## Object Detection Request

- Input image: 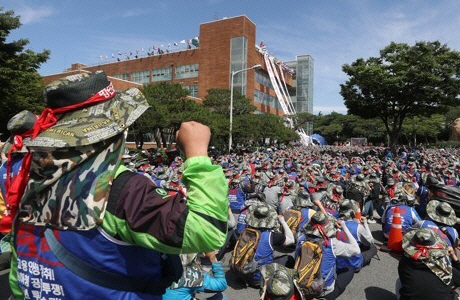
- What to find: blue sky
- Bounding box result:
[2,0,460,114]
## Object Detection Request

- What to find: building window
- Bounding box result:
[152,67,172,82]
[113,73,129,81]
[131,70,150,84]
[255,70,273,89]
[183,85,198,97]
[175,64,199,79]
[254,89,278,110]
[230,36,248,96]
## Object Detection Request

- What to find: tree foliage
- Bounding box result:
[134,84,299,151]
[340,41,460,148]
[0,7,50,134]
[400,114,445,145]
[137,82,209,148]
[203,88,256,116]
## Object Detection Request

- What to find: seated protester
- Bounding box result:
[336,199,377,272]
[292,191,317,231]
[310,183,328,212]
[397,228,457,300]
[264,179,282,210]
[296,212,360,300]
[414,177,429,219]
[382,194,422,239]
[278,180,297,214]
[228,178,246,214]
[323,184,344,218]
[347,173,371,208]
[363,173,381,223]
[414,200,458,247]
[290,190,327,233]
[235,194,266,235]
[386,178,404,202]
[243,203,295,288]
[259,263,302,300]
[163,252,227,300]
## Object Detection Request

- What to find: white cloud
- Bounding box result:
[15,5,55,24]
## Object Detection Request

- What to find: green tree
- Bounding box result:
[445,107,460,129]
[291,112,316,131]
[401,114,445,145]
[340,41,460,148]
[137,82,206,148]
[203,88,256,116]
[0,7,50,134]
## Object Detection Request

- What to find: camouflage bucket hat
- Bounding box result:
[294,192,314,208]
[426,200,457,226]
[339,199,358,219]
[304,211,336,238]
[25,71,149,148]
[266,269,295,300]
[245,203,278,229]
[403,228,452,285]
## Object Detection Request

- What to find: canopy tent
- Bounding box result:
[311,134,327,146]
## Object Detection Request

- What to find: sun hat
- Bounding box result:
[245,202,278,230]
[25,71,149,148]
[402,228,451,285]
[339,199,358,219]
[426,200,457,226]
[304,211,336,238]
[266,268,295,300]
[292,193,314,208]
[1,72,149,232]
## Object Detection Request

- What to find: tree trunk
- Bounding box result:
[154,128,162,149]
[160,129,168,148]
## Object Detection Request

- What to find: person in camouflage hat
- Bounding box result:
[397,228,458,300]
[382,193,422,238]
[243,202,295,288]
[303,211,337,239]
[246,202,279,230]
[163,251,228,300]
[7,71,229,300]
[426,200,457,227]
[414,200,459,247]
[296,211,360,299]
[336,199,377,272]
[260,264,300,300]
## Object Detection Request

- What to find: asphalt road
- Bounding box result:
[200,221,400,300]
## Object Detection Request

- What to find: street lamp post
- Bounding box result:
[229,64,261,153]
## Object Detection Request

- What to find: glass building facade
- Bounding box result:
[230,36,248,95]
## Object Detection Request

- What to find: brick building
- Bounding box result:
[43,15,313,119]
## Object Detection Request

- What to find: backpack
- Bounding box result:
[282,209,302,234]
[345,184,365,206]
[231,227,261,276]
[294,239,325,299]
